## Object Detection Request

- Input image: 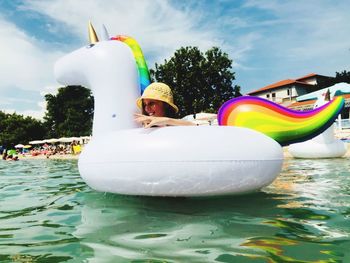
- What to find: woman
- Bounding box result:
[134,82,195,128]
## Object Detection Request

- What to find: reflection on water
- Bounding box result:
[0,158,349,262]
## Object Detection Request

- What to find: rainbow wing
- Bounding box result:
[111,35,151,95]
[218,96,345,146]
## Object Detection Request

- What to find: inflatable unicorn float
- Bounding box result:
[54,23,344,197]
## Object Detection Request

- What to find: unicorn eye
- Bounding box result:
[86,44,95,49]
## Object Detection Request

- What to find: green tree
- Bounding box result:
[315,70,350,89]
[150,46,240,117]
[44,86,94,138]
[335,70,350,83]
[0,111,46,147]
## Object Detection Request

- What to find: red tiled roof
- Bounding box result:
[288,99,316,108]
[296,73,334,81]
[295,73,318,81]
[248,79,313,95]
[342,94,350,99]
[247,73,334,95]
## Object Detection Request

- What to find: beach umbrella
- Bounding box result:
[44,138,59,143]
[29,140,45,144]
[23,145,32,149]
[58,137,75,143]
[15,144,25,148]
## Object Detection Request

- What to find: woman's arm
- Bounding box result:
[134,114,195,128]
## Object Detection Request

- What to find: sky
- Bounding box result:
[0,0,349,119]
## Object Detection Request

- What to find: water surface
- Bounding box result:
[0,158,349,262]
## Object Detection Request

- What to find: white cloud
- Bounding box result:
[21,0,221,64]
[1,0,226,117]
[1,0,349,115]
[40,85,59,97]
[241,0,350,66]
[0,18,63,91]
[226,0,350,90]
[3,106,45,120]
[0,15,64,118]
[20,0,264,74]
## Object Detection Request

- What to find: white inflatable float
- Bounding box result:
[288,125,346,158]
[289,92,347,158]
[54,24,283,196]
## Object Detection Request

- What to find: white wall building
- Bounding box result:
[247,73,334,106]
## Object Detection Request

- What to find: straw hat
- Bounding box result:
[136,82,179,113]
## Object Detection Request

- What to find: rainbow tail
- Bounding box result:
[218,96,345,146]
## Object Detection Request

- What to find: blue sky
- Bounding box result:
[0,0,349,119]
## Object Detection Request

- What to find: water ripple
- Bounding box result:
[0,158,350,262]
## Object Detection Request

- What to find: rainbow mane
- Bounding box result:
[111,35,151,95]
[218,96,345,146]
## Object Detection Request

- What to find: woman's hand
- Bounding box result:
[134,114,196,128]
[134,114,169,128]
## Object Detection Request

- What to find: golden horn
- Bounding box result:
[88,21,99,44]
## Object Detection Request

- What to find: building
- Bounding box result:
[247,73,334,106]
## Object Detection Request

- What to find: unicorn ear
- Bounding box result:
[88,21,99,44]
[324,89,331,101]
[101,24,110,41]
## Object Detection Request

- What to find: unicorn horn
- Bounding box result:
[101,24,110,41]
[88,21,99,44]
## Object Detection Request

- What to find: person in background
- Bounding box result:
[134,82,195,128]
[2,150,7,160]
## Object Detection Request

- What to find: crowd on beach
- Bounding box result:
[30,140,82,157]
[1,140,83,161]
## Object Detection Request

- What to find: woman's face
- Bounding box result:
[143,99,166,117]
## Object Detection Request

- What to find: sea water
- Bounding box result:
[0,158,349,262]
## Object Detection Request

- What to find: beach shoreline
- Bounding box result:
[19,154,79,160]
[17,143,350,161]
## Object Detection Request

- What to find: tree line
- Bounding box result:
[0,111,46,148]
[315,70,350,89]
[1,45,349,148]
[0,86,94,148]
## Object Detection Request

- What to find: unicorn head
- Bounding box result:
[54,23,150,136]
